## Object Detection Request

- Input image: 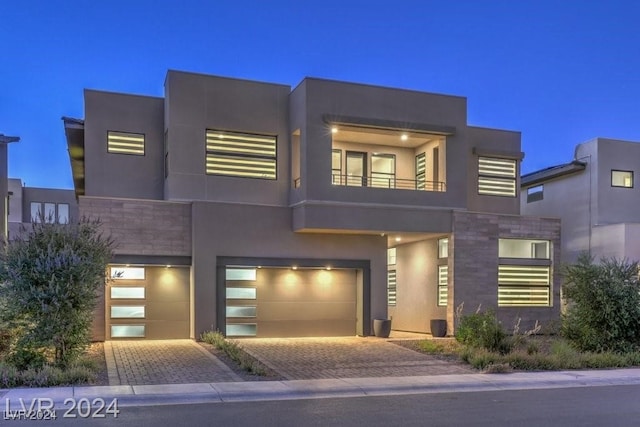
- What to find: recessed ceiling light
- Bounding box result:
[326,266,332,271]
[166,265,171,268]
[292,266,298,270]
[331,126,338,134]
[395,237,402,242]
[401,134,408,141]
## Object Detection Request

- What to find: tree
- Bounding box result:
[0,217,113,367]
[562,253,640,353]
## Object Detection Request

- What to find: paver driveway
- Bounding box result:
[105,340,241,385]
[235,337,473,380]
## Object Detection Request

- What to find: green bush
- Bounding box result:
[455,310,509,353]
[8,346,47,371]
[200,330,266,375]
[562,254,640,353]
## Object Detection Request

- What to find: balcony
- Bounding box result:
[331,174,446,192]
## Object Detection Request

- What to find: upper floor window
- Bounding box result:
[30,202,69,224]
[526,185,544,203]
[370,154,396,188]
[387,248,397,265]
[206,129,276,180]
[478,157,516,197]
[612,170,633,188]
[107,131,145,155]
[438,238,448,258]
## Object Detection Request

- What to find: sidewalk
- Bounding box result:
[3,368,640,408]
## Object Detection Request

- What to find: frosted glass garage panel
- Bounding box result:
[111,267,145,280]
[226,324,257,336]
[226,268,257,281]
[111,325,145,338]
[111,287,145,299]
[110,306,145,318]
[226,306,257,318]
[226,287,257,299]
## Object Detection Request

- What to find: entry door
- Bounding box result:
[346,151,367,186]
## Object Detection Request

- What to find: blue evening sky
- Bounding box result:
[2,1,640,189]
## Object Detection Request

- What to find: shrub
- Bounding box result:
[0,217,113,367]
[456,310,509,353]
[562,254,640,353]
[7,346,47,371]
[200,330,266,375]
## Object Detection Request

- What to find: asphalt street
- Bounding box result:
[9,384,640,427]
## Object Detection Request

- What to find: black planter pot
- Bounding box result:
[430,319,447,337]
[373,319,392,338]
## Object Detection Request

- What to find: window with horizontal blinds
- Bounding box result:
[206,129,276,179]
[415,153,426,190]
[478,157,516,197]
[387,269,397,306]
[437,265,448,307]
[498,265,550,306]
[108,131,145,155]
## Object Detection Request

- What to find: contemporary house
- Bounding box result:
[62,70,561,341]
[522,137,640,264]
[7,178,78,239]
[0,134,20,239]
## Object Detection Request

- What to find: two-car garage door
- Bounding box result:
[225,267,357,338]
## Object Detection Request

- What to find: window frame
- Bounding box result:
[437,265,448,307]
[611,170,634,188]
[30,201,70,224]
[526,185,544,203]
[107,130,145,156]
[477,156,517,197]
[332,149,342,185]
[205,129,277,180]
[370,153,396,188]
[387,269,397,306]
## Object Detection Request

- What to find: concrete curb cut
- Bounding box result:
[2,368,640,408]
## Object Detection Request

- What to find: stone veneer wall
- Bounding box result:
[449,211,561,335]
[79,196,191,256]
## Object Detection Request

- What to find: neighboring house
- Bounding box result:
[522,137,640,265]
[62,70,560,341]
[0,134,20,239]
[7,178,78,239]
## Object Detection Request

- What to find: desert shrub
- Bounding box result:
[456,310,509,353]
[0,362,19,388]
[0,217,113,367]
[7,346,47,371]
[562,254,640,352]
[200,330,266,375]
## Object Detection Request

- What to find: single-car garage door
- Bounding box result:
[225,267,357,338]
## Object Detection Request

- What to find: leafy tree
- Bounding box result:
[0,217,113,367]
[562,253,640,353]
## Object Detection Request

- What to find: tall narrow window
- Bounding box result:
[478,157,517,197]
[108,131,145,155]
[30,202,41,223]
[437,265,448,307]
[438,238,449,259]
[332,149,342,185]
[206,129,276,179]
[371,154,395,188]
[415,153,426,190]
[432,146,440,190]
[346,151,366,186]
[57,203,69,224]
[387,269,397,306]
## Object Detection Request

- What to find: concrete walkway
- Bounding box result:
[235,337,472,380]
[105,340,241,385]
[3,369,640,408]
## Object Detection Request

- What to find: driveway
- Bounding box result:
[105,340,241,385]
[235,337,473,380]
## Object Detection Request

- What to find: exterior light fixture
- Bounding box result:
[326,266,332,271]
[292,266,298,270]
[395,237,402,242]
[331,126,338,134]
[401,134,408,141]
[166,265,171,268]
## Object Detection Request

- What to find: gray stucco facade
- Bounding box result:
[63,70,561,340]
[522,137,640,264]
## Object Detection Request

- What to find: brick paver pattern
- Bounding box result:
[236,337,474,380]
[108,340,240,385]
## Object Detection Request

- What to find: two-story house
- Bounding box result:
[522,137,640,264]
[8,178,78,239]
[63,70,560,341]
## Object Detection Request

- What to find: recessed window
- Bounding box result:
[438,238,448,259]
[526,185,544,203]
[370,154,396,188]
[612,170,633,188]
[58,204,69,223]
[478,157,517,197]
[438,265,448,307]
[498,265,550,307]
[499,239,550,259]
[387,269,397,306]
[108,131,145,155]
[387,248,397,265]
[111,325,145,338]
[30,202,70,223]
[110,306,145,319]
[111,287,145,299]
[332,149,342,185]
[110,267,145,280]
[206,129,276,179]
